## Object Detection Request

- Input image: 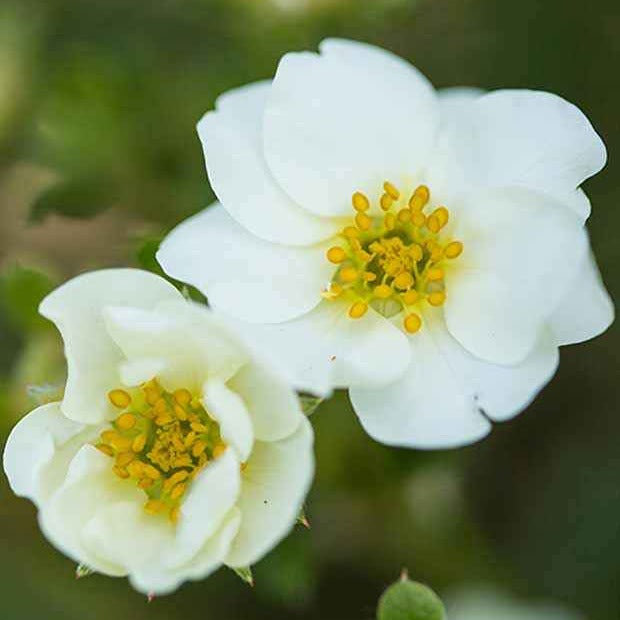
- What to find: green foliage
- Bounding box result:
[377,575,446,620]
[29,178,116,222]
[0,266,55,333]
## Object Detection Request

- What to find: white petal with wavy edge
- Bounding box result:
[427,89,606,219]
[225,416,313,568]
[445,187,588,365]
[350,313,559,448]
[198,80,341,245]
[549,250,614,346]
[39,269,182,424]
[263,38,439,217]
[157,204,332,324]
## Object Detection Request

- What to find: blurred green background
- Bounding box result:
[0,0,618,618]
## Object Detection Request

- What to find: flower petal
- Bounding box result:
[129,508,241,596]
[549,250,614,346]
[203,379,254,462]
[103,299,247,393]
[225,416,313,568]
[445,187,588,364]
[157,204,332,324]
[350,323,491,450]
[263,38,438,217]
[427,89,606,218]
[3,402,89,503]
[227,361,303,442]
[219,300,411,397]
[198,81,341,245]
[39,269,182,424]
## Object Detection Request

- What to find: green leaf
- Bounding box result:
[0,265,55,333]
[377,573,446,620]
[299,394,323,416]
[29,178,115,222]
[231,566,254,587]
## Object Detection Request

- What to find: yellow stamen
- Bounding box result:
[411,211,426,227]
[380,193,394,211]
[397,208,411,224]
[352,191,370,212]
[113,466,129,479]
[403,313,422,334]
[403,290,419,305]
[132,434,147,453]
[144,499,166,515]
[170,483,186,500]
[339,267,359,283]
[355,212,372,231]
[327,246,347,264]
[116,452,135,468]
[428,291,447,306]
[108,389,131,409]
[393,272,414,291]
[374,284,393,299]
[116,412,136,430]
[426,215,440,233]
[96,444,114,457]
[174,389,192,406]
[383,181,400,200]
[213,443,227,458]
[348,301,368,319]
[343,226,360,239]
[363,272,377,282]
[427,267,444,282]
[444,241,463,259]
[384,212,396,230]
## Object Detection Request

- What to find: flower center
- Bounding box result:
[95,380,227,523]
[322,182,464,333]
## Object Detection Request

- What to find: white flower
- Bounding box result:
[157,38,613,449]
[446,588,584,620]
[3,269,313,594]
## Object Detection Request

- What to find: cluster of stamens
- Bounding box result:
[323,182,463,333]
[95,380,227,524]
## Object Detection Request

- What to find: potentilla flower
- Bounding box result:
[3,269,313,594]
[158,39,613,448]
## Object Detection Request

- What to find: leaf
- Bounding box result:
[231,566,254,587]
[377,572,446,620]
[29,177,115,222]
[299,395,323,416]
[0,265,55,333]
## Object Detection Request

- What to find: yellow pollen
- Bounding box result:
[116,412,136,430]
[428,291,447,306]
[374,284,393,299]
[403,290,419,305]
[383,181,400,200]
[427,267,444,282]
[404,313,422,334]
[323,183,463,335]
[444,241,463,259]
[339,267,358,283]
[348,301,368,319]
[352,191,370,212]
[327,246,347,264]
[95,379,226,524]
[355,212,372,231]
[108,389,131,409]
[380,193,394,211]
[393,272,414,291]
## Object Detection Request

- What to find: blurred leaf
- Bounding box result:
[0,266,55,333]
[75,564,95,579]
[377,574,446,620]
[135,235,165,276]
[29,178,116,222]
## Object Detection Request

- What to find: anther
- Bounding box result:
[355,212,372,231]
[374,284,393,299]
[397,208,411,223]
[343,226,360,239]
[213,443,227,458]
[144,499,166,515]
[108,389,131,409]
[410,244,423,262]
[384,212,396,230]
[363,272,377,282]
[426,215,441,233]
[327,246,347,264]
[403,313,422,334]
[113,466,130,479]
[116,452,135,468]
[393,272,414,290]
[427,267,444,282]
[444,241,463,259]
[380,194,394,211]
[411,212,426,227]
[428,291,446,306]
[96,444,114,457]
[173,389,192,406]
[348,301,368,319]
[339,267,358,283]
[132,434,147,453]
[402,290,419,305]
[116,412,136,430]
[433,207,449,228]
[352,192,370,212]
[383,181,400,200]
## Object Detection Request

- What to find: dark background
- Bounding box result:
[0,1,618,618]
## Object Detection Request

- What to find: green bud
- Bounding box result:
[377,573,446,620]
[231,565,254,587]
